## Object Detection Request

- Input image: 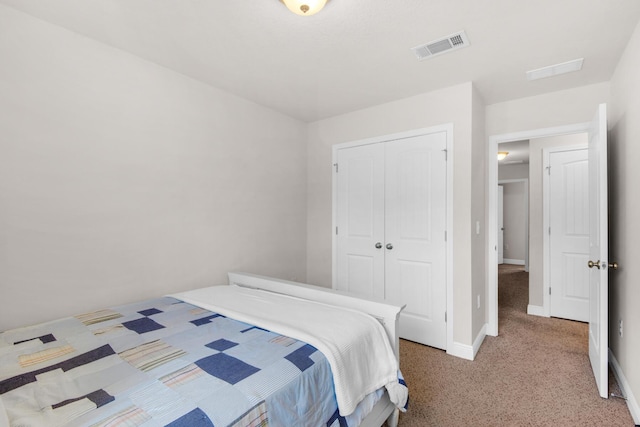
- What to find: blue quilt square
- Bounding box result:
[191,314,224,326]
[195,353,260,385]
[138,308,162,316]
[122,317,165,334]
[205,339,238,352]
[285,344,317,372]
[165,408,214,427]
[14,334,56,345]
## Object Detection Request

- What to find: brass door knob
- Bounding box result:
[609,262,619,270]
[588,260,601,269]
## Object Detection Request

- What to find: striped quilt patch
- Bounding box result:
[76,309,123,325]
[89,405,151,427]
[231,402,269,427]
[269,336,297,347]
[119,340,186,372]
[18,344,75,368]
[92,324,126,336]
[160,364,205,388]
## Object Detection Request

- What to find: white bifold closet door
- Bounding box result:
[336,142,386,300]
[336,132,447,349]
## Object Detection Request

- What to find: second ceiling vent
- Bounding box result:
[411,31,470,60]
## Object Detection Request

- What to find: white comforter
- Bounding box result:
[170,284,407,417]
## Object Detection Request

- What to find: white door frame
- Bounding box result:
[498,179,529,271]
[487,123,589,336]
[542,145,588,318]
[332,124,454,351]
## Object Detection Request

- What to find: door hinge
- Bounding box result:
[549,287,552,295]
[333,163,338,173]
[444,230,447,241]
[546,166,551,175]
[549,227,551,235]
[442,149,448,161]
[335,226,338,235]
[445,311,447,322]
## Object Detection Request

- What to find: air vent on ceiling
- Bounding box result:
[411,31,470,61]
[526,58,584,81]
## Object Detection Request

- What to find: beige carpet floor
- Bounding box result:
[396,264,635,426]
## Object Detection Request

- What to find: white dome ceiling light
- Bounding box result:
[280,0,329,16]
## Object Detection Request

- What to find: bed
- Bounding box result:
[0,273,407,427]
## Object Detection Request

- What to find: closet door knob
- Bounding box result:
[386,243,394,250]
[375,242,382,249]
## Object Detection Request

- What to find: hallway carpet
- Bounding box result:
[396,264,634,426]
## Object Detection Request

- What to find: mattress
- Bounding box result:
[0,293,401,427]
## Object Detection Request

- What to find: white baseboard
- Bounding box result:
[472,324,487,359]
[609,349,640,424]
[447,341,474,360]
[527,304,547,317]
[503,258,525,265]
[447,324,486,361]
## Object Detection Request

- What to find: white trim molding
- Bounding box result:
[472,324,487,359]
[527,304,547,317]
[503,259,525,265]
[447,324,487,361]
[447,341,474,361]
[609,349,640,424]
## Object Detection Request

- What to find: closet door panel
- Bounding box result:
[385,132,447,349]
[335,143,385,299]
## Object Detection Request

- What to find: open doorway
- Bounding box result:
[497,140,530,317]
[487,123,591,336]
[488,105,610,399]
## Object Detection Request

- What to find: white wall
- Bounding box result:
[306,82,483,347]
[609,19,640,422]
[486,83,610,136]
[498,163,529,181]
[471,86,487,341]
[0,5,308,331]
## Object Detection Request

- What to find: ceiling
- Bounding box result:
[2,0,640,122]
[498,140,530,165]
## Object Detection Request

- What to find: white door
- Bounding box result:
[335,132,448,349]
[549,149,590,322]
[587,104,609,398]
[384,133,447,349]
[336,143,385,300]
[497,185,504,264]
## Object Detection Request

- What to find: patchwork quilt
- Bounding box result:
[0,297,387,427]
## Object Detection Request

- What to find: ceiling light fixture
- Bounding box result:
[280,0,328,16]
[497,151,509,161]
[526,58,584,81]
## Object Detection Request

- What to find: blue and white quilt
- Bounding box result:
[0,295,404,427]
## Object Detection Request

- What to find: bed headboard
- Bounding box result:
[227,272,405,362]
